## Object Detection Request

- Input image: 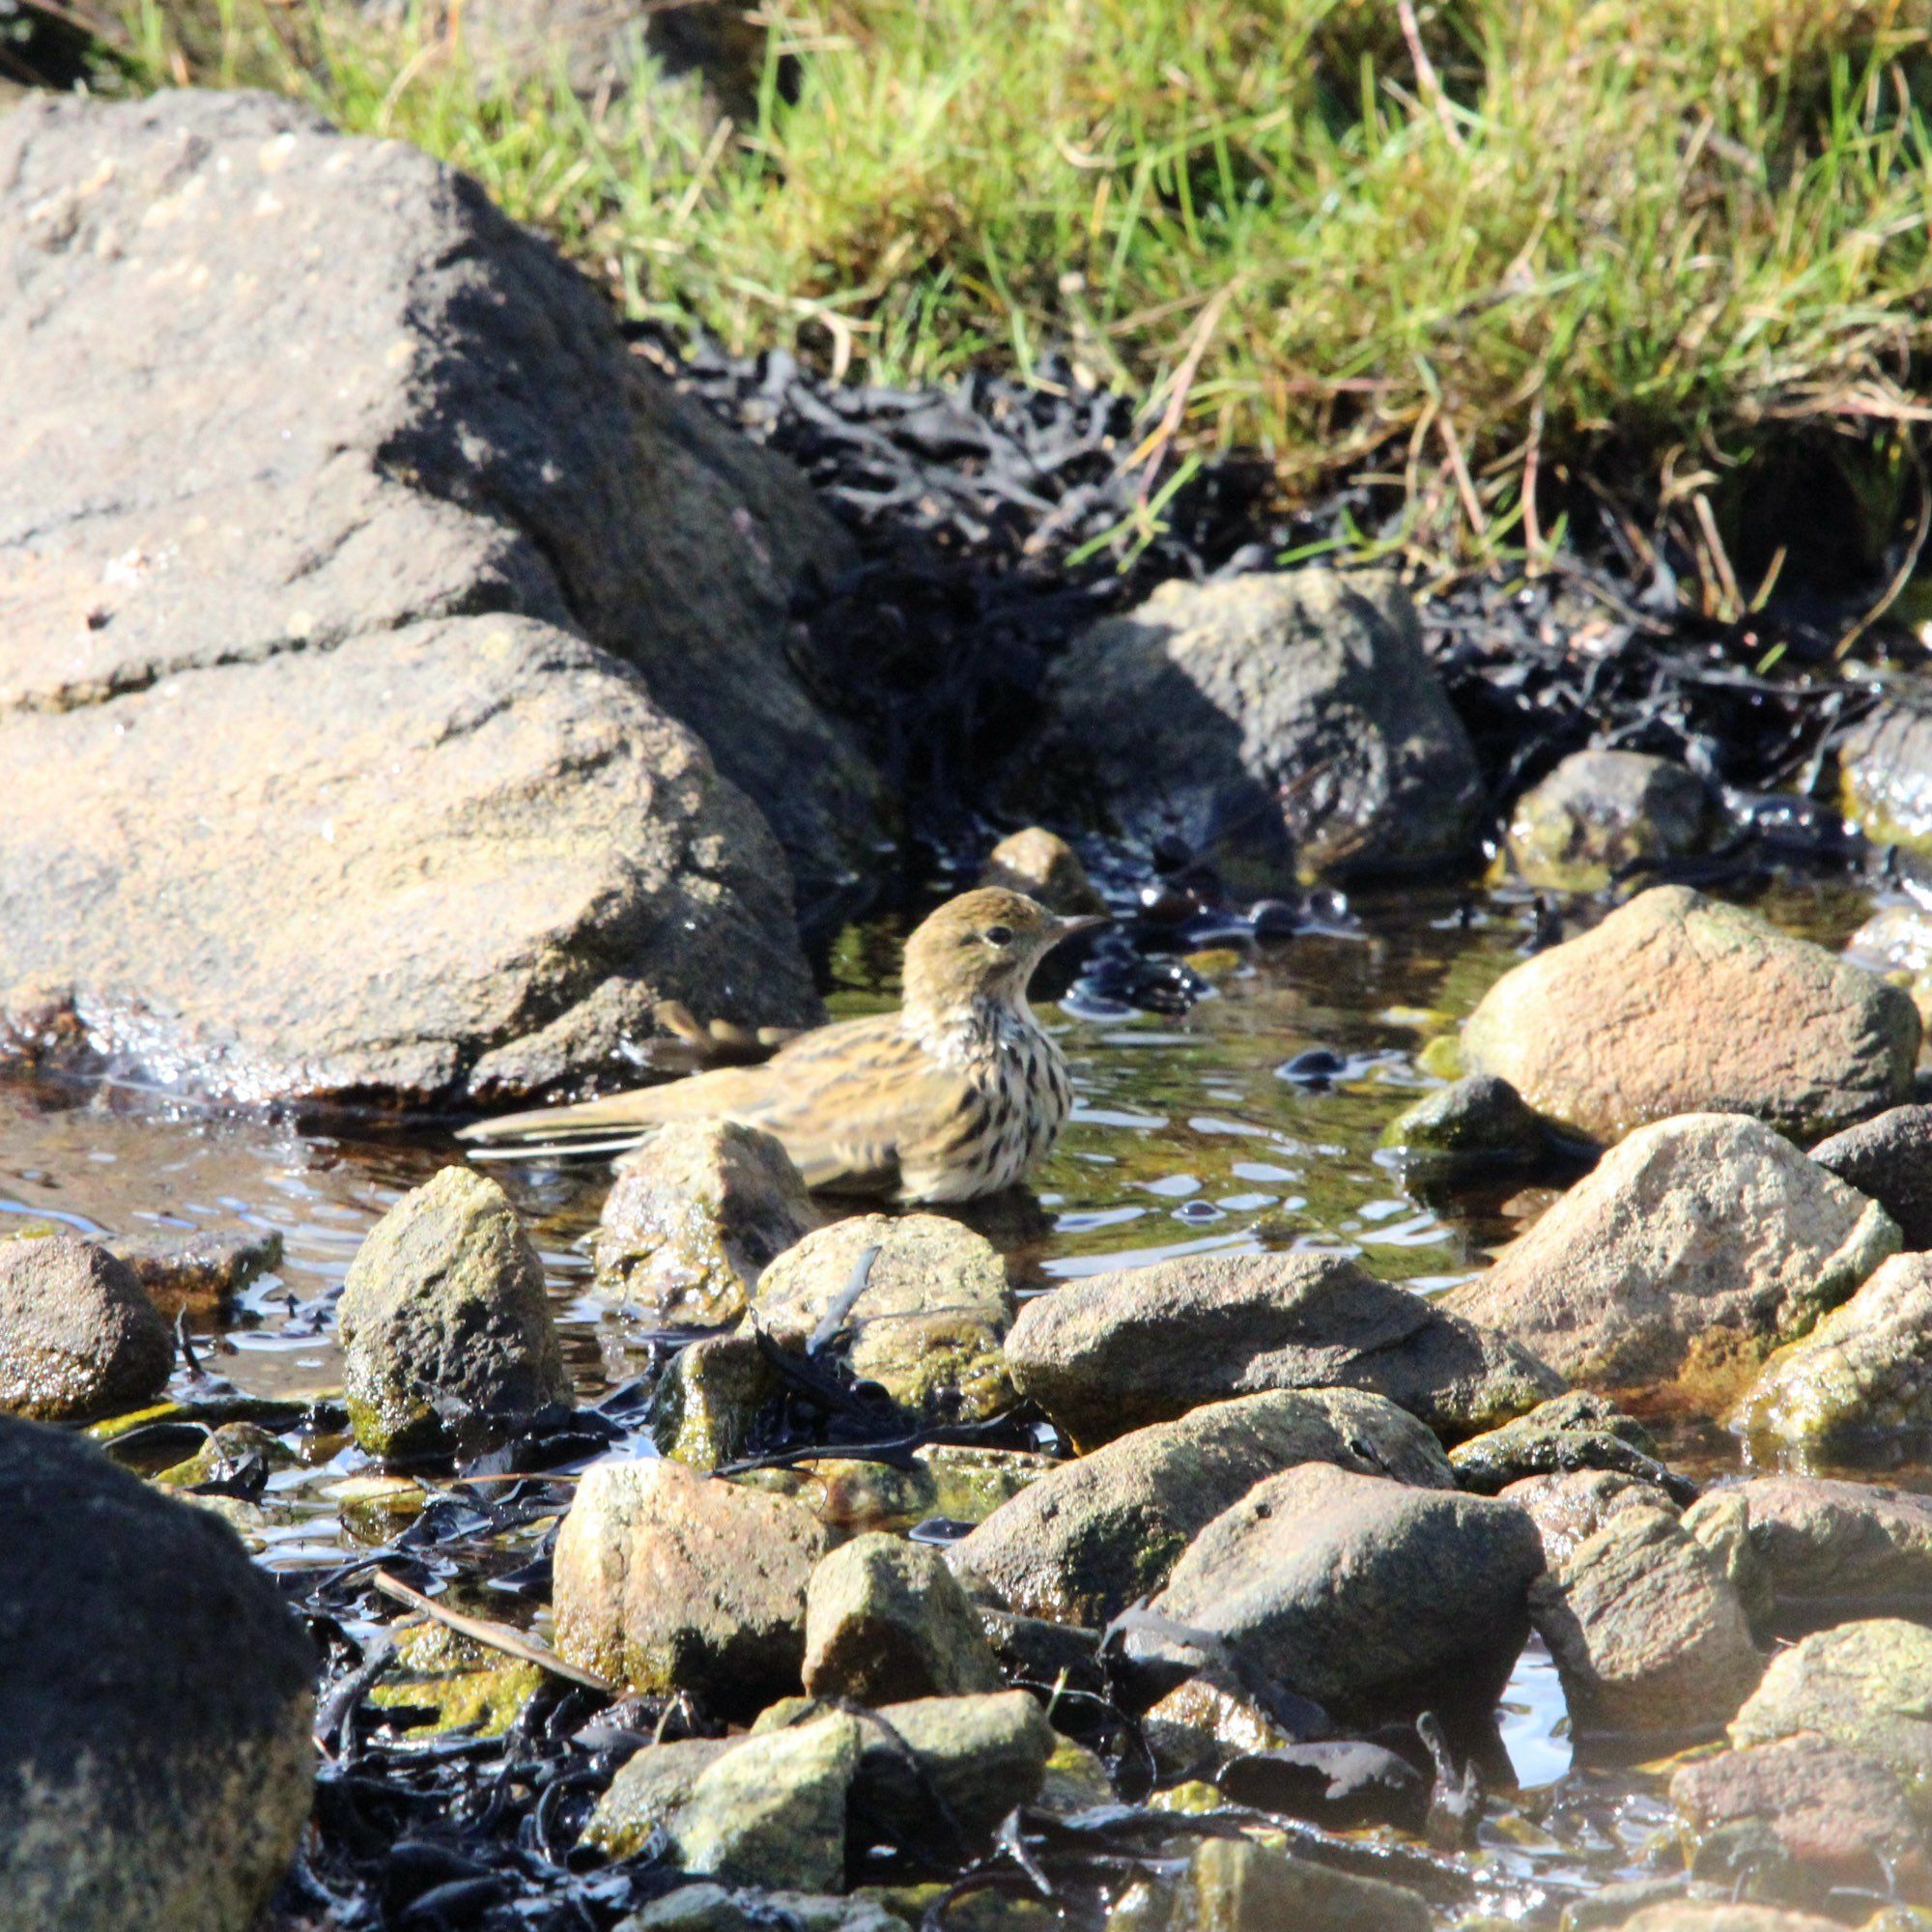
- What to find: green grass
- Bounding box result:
[107,0,1932,590]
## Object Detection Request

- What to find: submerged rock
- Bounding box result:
[1682,1474,1932,1635]
[594,1121,819,1326]
[1499,750,1712,892]
[1501,1470,1683,1571]
[552,1457,829,1714]
[1442,1114,1897,1403]
[1530,1505,1761,1741]
[1005,1251,1562,1449]
[1458,888,1918,1142]
[1808,1101,1932,1252]
[1451,1392,1697,1501]
[1378,1073,1556,1183]
[1129,1463,1545,1724]
[1032,569,1480,885]
[0,1415,314,1930]
[0,89,846,1107]
[979,827,1106,916]
[337,1166,569,1458]
[802,1532,1003,1704]
[750,1214,1015,1424]
[105,1227,283,1320]
[1728,1619,1932,1809]
[948,1387,1455,1626]
[0,1234,172,1422]
[1735,1252,1932,1455]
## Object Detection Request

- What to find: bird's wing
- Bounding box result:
[458,1014,979,1195]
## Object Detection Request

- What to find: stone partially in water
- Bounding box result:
[0,1234,172,1422]
[595,1121,820,1326]
[1838,696,1932,856]
[651,1332,780,1471]
[105,1227,283,1321]
[1005,1251,1561,1449]
[615,1887,903,1932]
[750,1214,1015,1424]
[1808,1102,1932,1252]
[1459,888,1919,1142]
[1734,1252,1932,1456]
[802,1532,1003,1705]
[948,1387,1456,1627]
[1442,1114,1898,1403]
[1530,1506,1762,1742]
[1129,1463,1545,1724]
[1031,569,1481,886]
[1728,1619,1932,1814]
[337,1166,569,1459]
[1161,1819,1432,1932]
[1378,1074,1555,1183]
[1499,750,1712,892]
[0,1415,314,1931]
[552,1457,828,1715]
[979,827,1106,916]
[1451,1392,1696,1501]
[1500,1470,1683,1572]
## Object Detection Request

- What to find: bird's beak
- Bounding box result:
[1047,912,1109,948]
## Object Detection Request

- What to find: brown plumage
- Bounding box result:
[458,889,1102,1203]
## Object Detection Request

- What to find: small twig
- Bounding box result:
[372,1570,612,1695]
[1521,395,1546,569]
[1126,278,1239,503]
[1837,438,1932,660]
[1690,491,1743,620]
[1437,412,1489,543]
[1398,0,1465,152]
[808,1241,882,1355]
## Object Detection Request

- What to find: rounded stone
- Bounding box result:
[0,1234,172,1422]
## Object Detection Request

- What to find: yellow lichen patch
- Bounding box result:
[370,1621,545,1739]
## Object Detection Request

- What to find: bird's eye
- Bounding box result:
[982,923,1014,947]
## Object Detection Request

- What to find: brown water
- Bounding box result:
[2,872,1910,1918]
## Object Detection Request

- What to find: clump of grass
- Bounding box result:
[110,0,1932,592]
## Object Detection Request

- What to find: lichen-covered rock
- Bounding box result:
[1500,1470,1682,1571]
[1669,1734,1932,1905]
[0,90,842,1107]
[1032,570,1481,885]
[750,1214,1015,1424]
[1735,1252,1932,1456]
[1728,1619,1932,1811]
[979,828,1106,916]
[1161,1826,1432,1932]
[1808,1102,1932,1252]
[595,1121,819,1325]
[614,1886,903,1932]
[651,1333,779,1471]
[1142,1679,1300,1782]
[1128,1464,1545,1723]
[1378,1073,1555,1182]
[1683,1475,1932,1636]
[337,1166,569,1458]
[1459,888,1918,1142]
[552,1457,828,1714]
[579,1736,740,1857]
[1005,1251,1560,1449]
[0,1415,314,1932]
[104,1228,283,1320]
[0,1235,172,1422]
[1838,694,1932,856]
[1618,1908,1851,1932]
[1442,1114,1898,1403]
[1451,1392,1696,1501]
[1499,751,1713,892]
[802,1533,1002,1704]
[948,1387,1456,1627]
[1530,1506,1761,1740]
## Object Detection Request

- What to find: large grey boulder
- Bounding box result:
[1128,1463,1545,1723]
[947,1387,1455,1626]
[1443,1114,1898,1403]
[1005,1251,1562,1449]
[337,1166,569,1458]
[1030,570,1480,885]
[0,1416,314,1931]
[0,89,867,1105]
[0,1234,171,1421]
[1459,888,1918,1142]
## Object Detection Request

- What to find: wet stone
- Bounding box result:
[1162,1834,1431,1932]
[1005,1250,1561,1450]
[104,1226,283,1320]
[1127,1463,1546,1725]
[614,1886,904,1932]
[1499,749,1712,893]
[750,1213,1015,1424]
[551,1457,829,1716]
[1459,887,1920,1143]
[1379,1073,1554,1183]
[0,1234,172,1422]
[1617,1906,1845,1932]
[651,1332,779,1471]
[1530,1505,1762,1743]
[979,826,1106,916]
[1501,1470,1684,1572]
[801,1531,1003,1704]
[1443,1113,1898,1405]
[948,1386,1457,1628]
[1808,1101,1932,1253]
[594,1120,820,1326]
[1142,1678,1298,1782]
[1451,1392,1697,1502]
[337,1166,570,1459]
[843,1690,1056,1845]
[153,1420,299,1491]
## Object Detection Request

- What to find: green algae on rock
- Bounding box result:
[651,1331,779,1471]
[1460,888,1919,1143]
[338,1166,569,1459]
[1497,750,1713,893]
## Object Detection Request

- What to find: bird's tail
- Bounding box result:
[455,1067,769,1162]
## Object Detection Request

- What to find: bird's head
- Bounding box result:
[901,887,1105,1016]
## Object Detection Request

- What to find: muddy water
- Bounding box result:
[0,874,1911,1918]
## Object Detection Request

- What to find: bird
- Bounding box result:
[459,889,1104,1203]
